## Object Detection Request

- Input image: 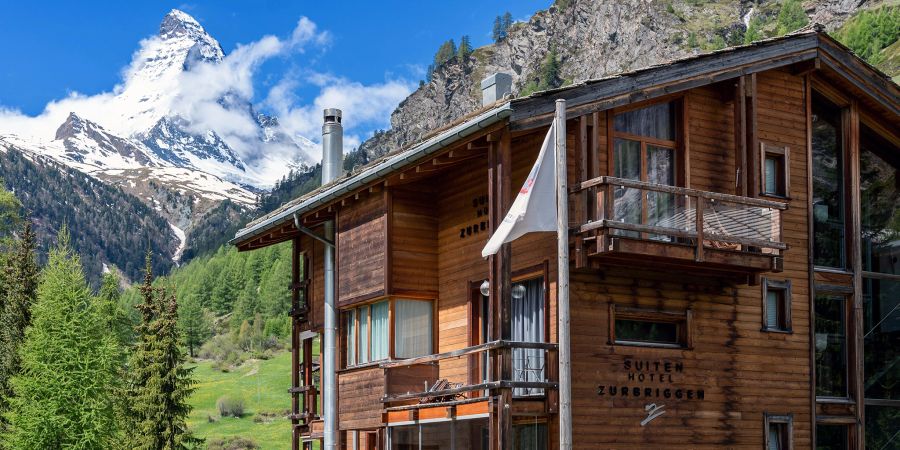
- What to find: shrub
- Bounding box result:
[207,436,259,450]
[216,394,246,418]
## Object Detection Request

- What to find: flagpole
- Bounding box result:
[555,99,572,449]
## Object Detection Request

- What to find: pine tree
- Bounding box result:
[538,47,562,91]
[0,221,38,431]
[502,12,513,38]
[126,253,199,450]
[492,16,503,43]
[179,293,210,358]
[433,39,457,68]
[458,35,473,60]
[3,226,120,449]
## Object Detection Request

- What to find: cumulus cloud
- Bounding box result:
[0,14,412,185]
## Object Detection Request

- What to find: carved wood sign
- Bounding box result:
[459,195,489,239]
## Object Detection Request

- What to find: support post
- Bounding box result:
[555,100,573,450]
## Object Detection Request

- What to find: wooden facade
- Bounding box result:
[234,30,899,450]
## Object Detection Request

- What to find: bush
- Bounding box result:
[216,394,245,418]
[207,436,259,450]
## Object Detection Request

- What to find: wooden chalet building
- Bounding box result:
[232,27,899,450]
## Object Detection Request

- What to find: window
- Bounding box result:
[860,124,900,276]
[344,298,432,367]
[814,294,848,398]
[512,422,547,450]
[764,414,793,450]
[815,424,848,450]
[344,300,390,367]
[760,143,789,197]
[811,93,846,268]
[610,305,691,348]
[611,101,680,231]
[511,277,546,397]
[394,299,433,359]
[762,278,792,332]
[859,123,900,449]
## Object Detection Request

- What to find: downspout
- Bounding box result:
[321,108,343,450]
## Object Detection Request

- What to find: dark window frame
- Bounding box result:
[814,290,852,401]
[608,304,693,349]
[761,278,793,333]
[764,412,794,450]
[760,142,791,199]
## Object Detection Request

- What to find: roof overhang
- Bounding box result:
[231,102,513,247]
[509,32,898,131]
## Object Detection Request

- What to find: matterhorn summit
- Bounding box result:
[0,9,315,246]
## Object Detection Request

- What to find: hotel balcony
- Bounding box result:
[572,176,788,279]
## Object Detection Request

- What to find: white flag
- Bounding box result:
[481,124,557,257]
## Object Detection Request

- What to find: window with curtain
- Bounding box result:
[511,277,545,397]
[764,414,792,450]
[762,278,791,332]
[343,300,389,367]
[611,101,679,239]
[394,299,433,359]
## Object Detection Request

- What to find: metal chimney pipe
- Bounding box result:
[321,108,342,450]
[322,108,344,183]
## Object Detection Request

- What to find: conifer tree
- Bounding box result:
[179,293,210,358]
[0,221,38,432]
[433,39,457,68]
[97,272,135,349]
[492,16,503,43]
[502,12,513,37]
[458,35,473,60]
[775,0,809,36]
[3,226,120,449]
[538,46,562,91]
[126,253,199,450]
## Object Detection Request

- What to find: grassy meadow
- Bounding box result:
[187,351,293,449]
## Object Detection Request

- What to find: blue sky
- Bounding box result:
[0,0,549,115]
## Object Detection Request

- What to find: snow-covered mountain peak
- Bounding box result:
[160,10,204,38]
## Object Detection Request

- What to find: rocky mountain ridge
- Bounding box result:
[359,0,871,159]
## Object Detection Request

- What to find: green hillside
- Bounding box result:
[188,352,293,450]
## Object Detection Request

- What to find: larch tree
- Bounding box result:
[0,221,38,432]
[3,227,121,449]
[126,253,200,450]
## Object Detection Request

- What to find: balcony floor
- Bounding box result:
[583,235,783,278]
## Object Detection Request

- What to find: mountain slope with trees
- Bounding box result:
[0,148,176,286]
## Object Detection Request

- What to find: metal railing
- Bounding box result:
[573,176,788,256]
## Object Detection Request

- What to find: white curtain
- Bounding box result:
[358,306,370,364]
[394,299,433,359]
[766,291,779,328]
[346,309,356,365]
[371,301,389,361]
[512,277,545,397]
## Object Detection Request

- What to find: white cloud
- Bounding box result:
[0,14,412,186]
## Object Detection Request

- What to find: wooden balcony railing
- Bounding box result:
[572,176,788,273]
[379,340,559,407]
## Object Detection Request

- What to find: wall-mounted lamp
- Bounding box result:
[511,284,526,300]
[480,280,490,297]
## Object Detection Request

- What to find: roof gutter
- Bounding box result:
[231,101,513,246]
